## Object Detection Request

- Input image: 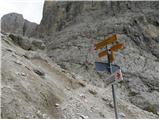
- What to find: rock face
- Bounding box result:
[1,13,24,35]
[38,1,159,115]
[1,13,37,37]
[37,1,158,36]
[23,20,37,37]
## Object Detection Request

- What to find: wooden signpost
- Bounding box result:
[94,34,124,119]
[94,34,117,50]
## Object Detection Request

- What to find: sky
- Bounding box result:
[0,0,44,24]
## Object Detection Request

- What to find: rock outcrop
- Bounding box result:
[37,1,158,36]
[1,13,25,35]
[1,13,37,37]
[8,34,45,50]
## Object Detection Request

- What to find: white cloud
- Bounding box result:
[0,0,44,24]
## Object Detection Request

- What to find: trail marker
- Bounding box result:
[94,34,125,119]
[94,34,117,50]
[109,43,124,52]
[98,50,115,63]
[98,50,108,58]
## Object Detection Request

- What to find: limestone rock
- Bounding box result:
[39,1,159,115]
[1,13,37,37]
[37,1,158,37]
[31,39,46,50]
[1,13,24,35]
[9,34,32,50]
[8,34,45,50]
[23,20,37,37]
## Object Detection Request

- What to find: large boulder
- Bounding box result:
[8,34,32,50]
[8,34,45,50]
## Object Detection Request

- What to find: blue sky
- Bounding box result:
[0,0,44,24]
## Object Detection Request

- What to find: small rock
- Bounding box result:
[33,68,45,77]
[6,48,13,52]
[109,102,114,108]
[14,60,22,65]
[102,97,108,102]
[72,74,76,79]
[88,89,97,95]
[69,97,73,100]
[80,94,88,102]
[119,112,126,118]
[84,99,88,103]
[99,112,105,118]
[54,103,60,108]
[25,66,31,71]
[65,86,71,90]
[61,70,66,73]
[78,81,86,87]
[21,72,26,76]
[79,94,86,99]
[23,54,30,59]
[32,39,45,50]
[42,114,47,118]
[12,54,17,58]
[156,112,159,115]
[80,115,88,119]
[37,110,41,114]
[90,106,95,112]
[25,115,30,119]
[16,72,20,75]
[16,72,26,76]
[102,97,112,104]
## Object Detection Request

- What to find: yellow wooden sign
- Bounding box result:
[98,50,115,63]
[95,34,117,50]
[98,51,108,58]
[109,43,124,52]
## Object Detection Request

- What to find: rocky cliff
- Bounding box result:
[1,0,159,118]
[1,13,37,37]
[38,1,158,35]
[36,1,159,114]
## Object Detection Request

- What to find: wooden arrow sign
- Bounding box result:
[98,50,115,62]
[94,34,117,50]
[98,44,124,58]
[98,51,108,58]
[109,43,124,52]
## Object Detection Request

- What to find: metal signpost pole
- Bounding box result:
[112,83,118,119]
[105,45,118,119]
